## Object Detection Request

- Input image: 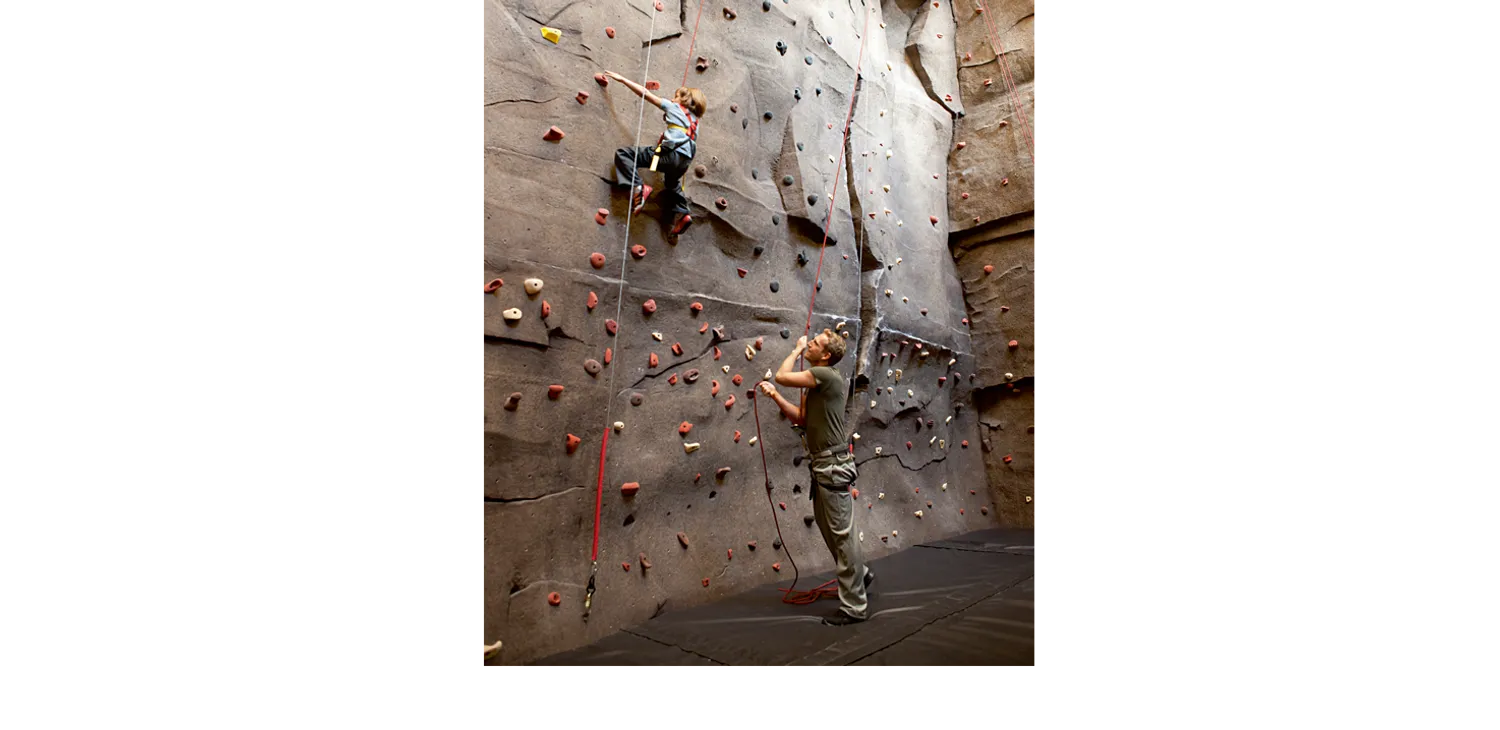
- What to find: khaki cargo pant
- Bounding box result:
[808,450,869,620]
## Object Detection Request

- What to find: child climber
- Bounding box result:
[602,70,706,239]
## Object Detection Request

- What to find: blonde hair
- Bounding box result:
[675,87,707,117]
[819,328,846,366]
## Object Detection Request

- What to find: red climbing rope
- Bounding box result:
[749,8,872,607]
[680,0,708,87]
[973,0,1035,160]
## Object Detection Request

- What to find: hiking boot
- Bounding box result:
[631,184,653,215]
[670,213,693,236]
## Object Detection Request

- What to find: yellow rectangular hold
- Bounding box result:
[540,26,561,44]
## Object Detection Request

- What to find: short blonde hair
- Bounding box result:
[676,87,707,117]
[819,328,846,366]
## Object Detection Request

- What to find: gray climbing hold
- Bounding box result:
[782,175,794,186]
[796,142,804,151]
[793,455,803,467]
[763,111,772,120]
[807,194,819,206]
[803,515,815,526]
[825,35,833,45]
[753,245,764,256]
[584,359,602,375]
[751,168,759,179]
[630,393,643,406]
[769,280,779,293]
[796,251,808,266]
[771,214,781,225]
[780,328,790,339]
[815,87,822,96]
[793,88,801,100]
[805,55,813,65]
[816,279,822,291]
[776,41,787,55]
[742,118,749,129]
[763,0,771,9]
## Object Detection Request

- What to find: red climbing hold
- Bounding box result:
[690,301,703,313]
[696,56,709,72]
[695,473,701,483]
[930,216,939,225]
[654,0,664,10]
[754,336,764,350]
[961,192,970,200]
[604,347,612,365]
[736,268,748,278]
[590,252,605,268]
[716,197,729,210]
[944,93,951,100]
[961,440,969,448]
[962,317,970,325]
[594,208,608,225]
[484,278,502,293]
[727,548,733,560]
[632,244,647,259]
[541,300,551,318]
[939,376,947,384]
[956,142,967,150]
[548,385,564,399]
[713,346,722,360]
[772,562,782,572]
[960,508,965,515]
[915,488,920,493]
[983,265,994,274]
[543,126,565,141]
[700,322,709,333]
[702,577,710,587]
[1001,305,1010,313]
[566,433,581,453]
[983,78,992,87]
[731,374,742,386]
[645,80,661,90]
[588,291,599,310]
[724,395,736,409]
[672,342,683,356]
[980,506,989,516]
[621,482,641,496]
[649,352,659,368]
[642,298,657,314]
[1008,339,1019,348]
[595,73,609,87]
[906,441,912,449]
[712,380,721,396]
[779,501,787,510]
[730,104,738,113]
[733,430,741,442]
[748,541,757,550]
[1003,455,1014,464]
[622,561,630,571]
[971,490,977,495]
[678,531,690,548]
[548,592,561,606]
[679,421,693,435]
[577,90,590,105]
[668,373,678,385]
[965,52,973,61]
[605,319,618,335]
[1001,177,1009,186]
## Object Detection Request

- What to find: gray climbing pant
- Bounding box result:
[809,451,869,620]
[614,145,692,216]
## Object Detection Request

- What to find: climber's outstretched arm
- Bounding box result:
[603,70,664,108]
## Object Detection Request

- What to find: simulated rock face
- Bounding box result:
[485,0,1034,665]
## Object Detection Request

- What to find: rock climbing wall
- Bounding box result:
[484,0,1033,665]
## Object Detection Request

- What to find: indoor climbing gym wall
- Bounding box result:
[484,0,1033,664]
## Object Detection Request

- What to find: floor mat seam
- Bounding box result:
[621,627,730,665]
[837,572,1034,666]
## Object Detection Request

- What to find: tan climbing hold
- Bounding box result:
[684,442,701,453]
[613,421,624,432]
[744,344,756,361]
[677,531,690,548]
[523,278,543,295]
[502,308,522,321]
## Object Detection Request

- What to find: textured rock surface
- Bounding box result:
[485,0,1034,665]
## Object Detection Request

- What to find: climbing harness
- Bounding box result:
[974,0,1034,161]
[649,104,698,171]
[749,6,871,606]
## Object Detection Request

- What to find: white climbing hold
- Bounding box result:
[892,529,898,536]
[870,400,877,408]
[886,150,893,159]
[763,369,773,381]
[894,369,902,381]
[652,332,663,341]
[896,219,903,227]
[886,369,893,378]
[948,358,957,366]
[502,308,523,321]
[919,350,929,358]
[884,289,892,297]
[914,510,923,518]
[523,278,544,295]
[886,387,894,394]
[684,442,701,453]
[1004,372,1014,381]
[878,492,885,500]
[1025,496,1033,503]
[945,415,953,424]
[941,482,948,491]
[744,344,756,361]
[859,531,864,541]
[879,109,886,116]
[902,296,909,303]
[748,436,758,446]
[882,185,890,192]
[929,436,937,445]
[939,439,946,449]
[723,365,732,373]
[874,446,883,455]
[852,432,861,440]
[895,257,903,265]
[614,421,625,432]
[829,155,836,164]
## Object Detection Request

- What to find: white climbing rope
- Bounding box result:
[586,1,662,619]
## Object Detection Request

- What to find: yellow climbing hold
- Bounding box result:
[540,26,562,43]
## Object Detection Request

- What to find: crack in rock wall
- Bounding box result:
[484,0,1030,665]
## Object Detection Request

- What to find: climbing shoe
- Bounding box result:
[670,213,693,236]
[822,610,867,627]
[864,569,875,593]
[631,184,653,215]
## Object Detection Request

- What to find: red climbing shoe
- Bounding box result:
[631,184,653,214]
[671,213,693,236]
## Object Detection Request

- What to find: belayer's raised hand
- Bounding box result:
[757,381,777,397]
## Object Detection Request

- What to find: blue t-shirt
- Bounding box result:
[660,100,696,158]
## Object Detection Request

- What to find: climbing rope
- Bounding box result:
[973,0,1034,160]
[585,1,666,620]
[750,6,871,606]
[680,0,708,87]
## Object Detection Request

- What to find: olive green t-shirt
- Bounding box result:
[802,365,848,455]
